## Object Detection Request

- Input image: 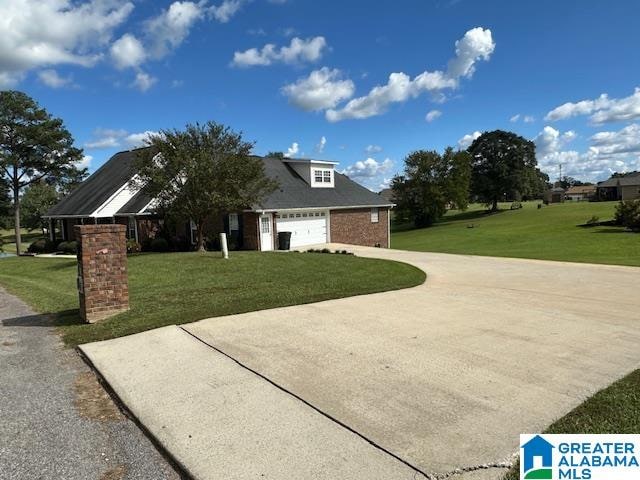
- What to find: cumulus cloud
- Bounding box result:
[365,144,383,154]
[209,0,244,23]
[281,67,355,111]
[534,124,640,182]
[145,1,205,59]
[510,113,534,123]
[545,87,640,124]
[37,69,74,88]
[232,36,327,67]
[0,0,133,84]
[77,155,93,169]
[342,157,393,178]
[284,142,299,158]
[111,33,146,69]
[132,72,157,91]
[457,131,481,149]
[325,27,494,122]
[315,136,327,154]
[425,109,442,122]
[85,128,158,150]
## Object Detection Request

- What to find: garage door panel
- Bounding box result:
[276,212,327,248]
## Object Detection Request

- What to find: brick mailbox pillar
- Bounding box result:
[74,224,129,323]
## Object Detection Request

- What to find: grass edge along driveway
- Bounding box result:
[0,251,425,346]
[503,369,640,479]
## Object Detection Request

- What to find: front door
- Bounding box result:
[259,214,273,251]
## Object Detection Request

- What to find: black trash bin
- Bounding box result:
[278,231,292,250]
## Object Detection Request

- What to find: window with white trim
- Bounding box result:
[127,217,137,241]
[371,207,379,223]
[314,170,323,183]
[323,170,331,183]
[228,213,239,231]
[260,216,270,233]
[312,168,333,187]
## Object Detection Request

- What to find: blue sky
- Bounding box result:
[2,0,640,190]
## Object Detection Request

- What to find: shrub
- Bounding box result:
[58,240,78,254]
[27,238,48,253]
[615,200,640,232]
[151,237,169,252]
[586,215,600,226]
[510,201,522,210]
[126,239,141,254]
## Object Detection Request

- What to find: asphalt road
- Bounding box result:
[0,286,181,480]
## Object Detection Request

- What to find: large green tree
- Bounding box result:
[468,130,539,211]
[0,91,85,254]
[392,148,471,228]
[136,121,278,251]
[21,181,60,233]
[0,179,11,229]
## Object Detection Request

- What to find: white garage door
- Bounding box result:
[276,211,328,248]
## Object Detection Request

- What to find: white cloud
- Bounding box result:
[232,36,327,67]
[77,155,92,169]
[145,1,205,59]
[457,131,481,149]
[85,128,158,150]
[284,142,299,158]
[315,136,326,154]
[0,0,133,83]
[325,27,494,122]
[534,124,640,182]
[37,69,73,88]
[209,0,244,23]
[281,67,355,111]
[342,157,393,178]
[510,113,535,123]
[111,33,146,69]
[365,144,383,154]
[545,87,640,124]
[425,109,442,122]
[132,72,157,91]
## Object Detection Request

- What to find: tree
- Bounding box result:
[468,130,538,211]
[136,121,278,251]
[0,91,85,254]
[266,151,285,159]
[20,181,60,233]
[392,148,471,228]
[0,179,11,229]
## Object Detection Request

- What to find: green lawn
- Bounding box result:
[0,251,425,346]
[503,369,640,479]
[391,201,640,266]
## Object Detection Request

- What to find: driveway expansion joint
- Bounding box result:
[179,325,431,479]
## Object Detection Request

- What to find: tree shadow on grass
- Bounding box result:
[592,228,636,234]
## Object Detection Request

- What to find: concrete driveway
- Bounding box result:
[81,245,640,480]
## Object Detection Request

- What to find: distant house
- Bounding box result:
[45,148,394,250]
[597,172,640,201]
[565,185,596,202]
[544,187,565,204]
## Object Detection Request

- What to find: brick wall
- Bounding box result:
[74,224,129,323]
[330,207,389,248]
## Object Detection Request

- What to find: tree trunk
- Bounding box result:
[13,185,21,255]
[197,220,206,252]
[491,197,498,212]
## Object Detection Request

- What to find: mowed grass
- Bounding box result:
[392,201,640,266]
[1,228,41,254]
[503,369,640,479]
[0,251,425,346]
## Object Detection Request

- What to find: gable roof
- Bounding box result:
[46,148,145,217]
[565,185,596,195]
[598,172,640,187]
[256,156,392,211]
[46,149,392,217]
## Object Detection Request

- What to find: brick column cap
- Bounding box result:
[74,224,126,236]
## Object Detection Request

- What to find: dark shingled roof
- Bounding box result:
[598,172,640,187]
[256,156,392,210]
[47,149,392,217]
[46,149,144,217]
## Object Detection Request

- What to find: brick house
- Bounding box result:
[45,148,394,250]
[596,172,640,201]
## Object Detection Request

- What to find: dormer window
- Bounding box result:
[312,168,334,188]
